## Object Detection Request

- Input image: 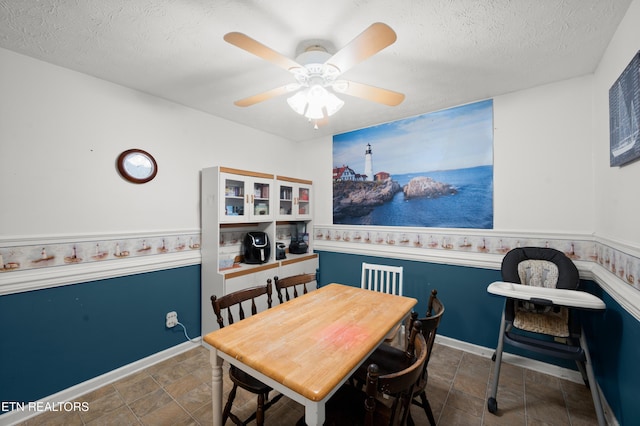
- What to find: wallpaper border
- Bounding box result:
[0,230,201,295]
[2,227,639,324]
[313,225,640,322]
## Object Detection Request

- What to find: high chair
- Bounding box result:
[487,247,606,426]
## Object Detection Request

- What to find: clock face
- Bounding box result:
[117,149,157,183]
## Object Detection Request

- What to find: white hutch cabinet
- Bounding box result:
[201,166,318,337]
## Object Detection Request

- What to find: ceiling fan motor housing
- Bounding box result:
[291,47,341,88]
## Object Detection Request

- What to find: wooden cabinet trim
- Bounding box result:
[221,167,274,180]
[224,262,279,279]
[276,175,313,185]
[280,253,318,266]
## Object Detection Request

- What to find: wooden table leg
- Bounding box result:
[210,348,223,426]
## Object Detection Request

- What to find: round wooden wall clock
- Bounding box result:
[117,149,158,184]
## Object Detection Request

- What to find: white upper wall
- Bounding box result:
[592,0,640,247]
[2,0,639,247]
[0,48,298,238]
[493,76,594,233]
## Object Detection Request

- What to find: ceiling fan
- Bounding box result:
[223,23,405,127]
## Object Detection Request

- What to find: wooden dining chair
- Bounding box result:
[273,272,317,304]
[210,279,281,426]
[353,289,444,426]
[407,289,445,426]
[300,320,427,426]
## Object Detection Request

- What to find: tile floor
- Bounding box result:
[16,342,599,425]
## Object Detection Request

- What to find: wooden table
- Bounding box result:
[203,283,417,426]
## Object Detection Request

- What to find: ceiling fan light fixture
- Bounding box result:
[305,101,325,120]
[286,91,308,115]
[307,84,327,101]
[322,91,345,116]
[287,84,344,121]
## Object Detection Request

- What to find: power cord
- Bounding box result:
[176,321,200,343]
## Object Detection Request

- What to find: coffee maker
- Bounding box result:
[288,223,308,254]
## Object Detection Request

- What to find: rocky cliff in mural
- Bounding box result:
[333,179,401,219]
[403,176,457,199]
[333,175,457,219]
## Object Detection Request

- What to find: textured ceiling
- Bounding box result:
[0,0,632,142]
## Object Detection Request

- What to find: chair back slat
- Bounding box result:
[274,273,317,304]
[407,289,445,391]
[361,262,404,296]
[211,279,273,329]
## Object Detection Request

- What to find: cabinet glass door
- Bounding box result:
[297,185,311,218]
[278,183,294,218]
[252,180,272,218]
[221,175,246,221]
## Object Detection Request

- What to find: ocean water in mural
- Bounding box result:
[333,99,494,228]
[336,165,493,228]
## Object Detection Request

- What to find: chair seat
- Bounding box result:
[353,336,431,412]
[514,307,569,337]
[229,365,272,393]
[354,344,412,381]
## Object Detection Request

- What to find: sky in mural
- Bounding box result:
[333,99,493,175]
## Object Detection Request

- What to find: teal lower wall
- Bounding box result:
[0,265,201,406]
[579,281,640,426]
[317,250,639,424]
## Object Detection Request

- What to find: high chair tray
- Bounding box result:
[487,281,605,310]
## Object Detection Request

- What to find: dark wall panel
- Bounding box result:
[0,265,201,404]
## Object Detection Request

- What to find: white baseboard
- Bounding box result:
[0,340,201,426]
[436,334,585,382]
[435,335,618,425]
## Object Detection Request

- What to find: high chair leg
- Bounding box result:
[488,307,507,414]
[580,327,605,426]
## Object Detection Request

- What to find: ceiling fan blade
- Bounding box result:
[338,81,405,106]
[224,32,302,72]
[234,85,295,107]
[325,23,397,74]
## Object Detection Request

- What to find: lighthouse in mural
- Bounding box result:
[364,143,373,181]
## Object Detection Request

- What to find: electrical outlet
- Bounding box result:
[166,311,178,328]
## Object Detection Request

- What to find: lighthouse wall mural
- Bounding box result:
[332,99,494,228]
